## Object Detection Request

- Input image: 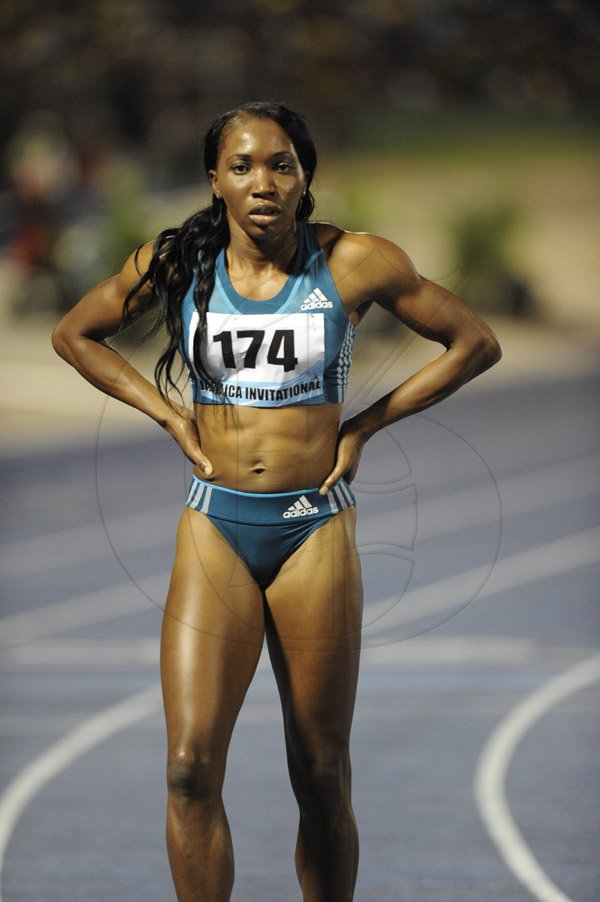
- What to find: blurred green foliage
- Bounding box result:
[451,203,520,277]
[449,202,535,317]
[102,161,150,277]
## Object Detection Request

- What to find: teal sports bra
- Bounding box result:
[180,222,356,407]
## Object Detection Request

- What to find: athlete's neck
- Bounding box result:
[225,222,299,276]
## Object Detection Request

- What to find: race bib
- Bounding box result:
[189,311,326,405]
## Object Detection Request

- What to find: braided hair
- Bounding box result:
[124,101,317,402]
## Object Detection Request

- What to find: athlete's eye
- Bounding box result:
[275,161,294,172]
[231,162,249,174]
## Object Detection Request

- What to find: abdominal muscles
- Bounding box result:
[195,402,343,493]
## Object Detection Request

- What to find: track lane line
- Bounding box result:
[2,526,598,646]
[363,524,600,635]
[474,651,600,902]
[0,684,162,902]
[2,451,597,579]
[0,575,167,644]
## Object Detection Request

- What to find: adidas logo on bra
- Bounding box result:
[283,495,320,518]
[300,288,333,310]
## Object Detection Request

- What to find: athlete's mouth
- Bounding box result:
[248,203,281,217]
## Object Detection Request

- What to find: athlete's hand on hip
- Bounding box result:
[165,404,213,475]
[319,418,365,495]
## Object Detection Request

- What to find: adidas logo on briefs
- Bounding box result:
[283,495,319,518]
[300,288,333,310]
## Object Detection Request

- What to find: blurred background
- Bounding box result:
[1,0,598,442]
[1,3,599,900]
[0,0,598,326]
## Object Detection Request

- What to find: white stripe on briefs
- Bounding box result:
[338,481,353,505]
[186,480,202,509]
[200,484,213,514]
[333,484,347,509]
[326,490,339,514]
[193,482,206,510]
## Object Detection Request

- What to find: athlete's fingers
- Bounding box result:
[166,413,213,474]
[319,459,347,495]
[319,473,339,495]
[182,433,213,474]
[196,451,213,475]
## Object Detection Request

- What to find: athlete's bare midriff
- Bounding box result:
[194,401,343,492]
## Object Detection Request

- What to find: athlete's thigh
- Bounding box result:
[266,507,362,648]
[161,508,265,753]
[264,507,362,742]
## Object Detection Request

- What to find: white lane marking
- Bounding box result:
[4,694,600,737]
[474,651,600,902]
[1,525,598,647]
[2,452,597,580]
[0,638,161,670]
[361,638,592,669]
[1,652,598,899]
[0,505,182,580]
[0,574,168,645]
[363,525,600,636]
[405,451,597,538]
[0,684,162,902]
[1,636,595,673]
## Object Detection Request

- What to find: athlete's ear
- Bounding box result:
[208,170,219,196]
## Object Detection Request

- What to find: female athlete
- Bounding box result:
[52,101,501,901]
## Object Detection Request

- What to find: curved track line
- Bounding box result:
[3,526,597,649]
[364,525,600,635]
[474,651,600,902]
[0,575,167,645]
[3,451,597,580]
[0,684,162,902]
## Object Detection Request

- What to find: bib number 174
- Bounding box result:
[213,329,298,372]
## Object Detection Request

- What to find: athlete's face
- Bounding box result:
[209,116,308,240]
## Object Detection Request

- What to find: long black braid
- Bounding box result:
[122,101,317,403]
[123,199,229,399]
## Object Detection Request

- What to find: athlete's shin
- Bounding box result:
[166,772,234,902]
[295,795,359,900]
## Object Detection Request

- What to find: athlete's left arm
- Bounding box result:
[319,233,501,494]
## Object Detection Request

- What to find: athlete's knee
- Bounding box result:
[166,745,224,806]
[293,747,352,821]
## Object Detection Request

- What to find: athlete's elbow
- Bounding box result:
[479,332,502,371]
[51,319,82,365]
[51,321,68,359]
[466,328,502,376]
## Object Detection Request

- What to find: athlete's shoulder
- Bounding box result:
[313,222,411,266]
[114,241,155,297]
[312,224,418,302]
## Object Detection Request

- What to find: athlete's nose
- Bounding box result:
[251,167,276,197]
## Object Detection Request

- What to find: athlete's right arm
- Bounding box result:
[51,244,213,473]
